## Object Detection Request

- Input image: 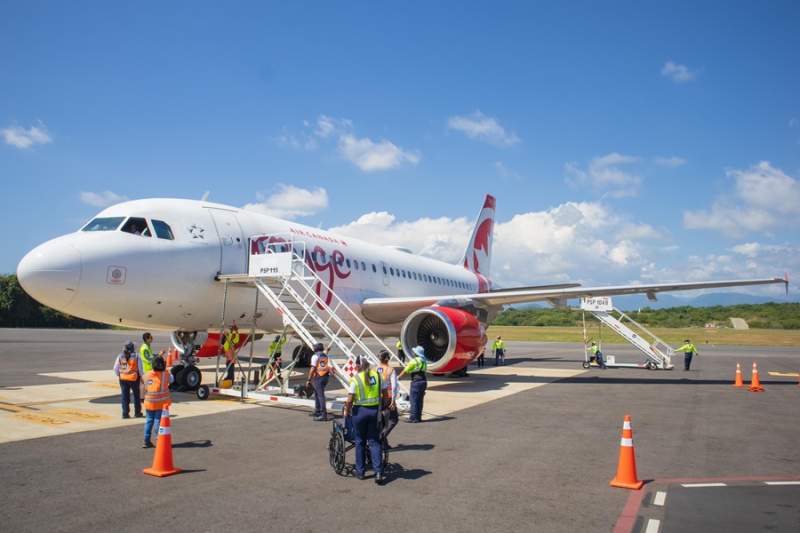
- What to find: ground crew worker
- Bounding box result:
[397,345,427,423]
[676,339,698,371]
[377,350,399,448]
[142,356,173,448]
[307,343,331,421]
[268,334,287,361]
[343,358,389,484]
[589,341,607,369]
[492,336,505,366]
[222,324,240,381]
[139,332,164,404]
[113,341,142,419]
[396,339,406,363]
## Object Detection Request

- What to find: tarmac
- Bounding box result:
[1,328,798,532]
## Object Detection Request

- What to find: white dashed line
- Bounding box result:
[653,491,667,506]
[681,483,727,488]
[644,518,661,533]
[764,481,800,486]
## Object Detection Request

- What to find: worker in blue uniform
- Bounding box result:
[343,357,390,484]
[397,345,428,423]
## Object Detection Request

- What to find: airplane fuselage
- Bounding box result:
[18,199,484,336]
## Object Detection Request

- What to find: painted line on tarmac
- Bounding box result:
[652,491,666,506]
[644,518,660,533]
[764,481,800,486]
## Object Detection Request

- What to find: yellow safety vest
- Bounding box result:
[352,370,381,406]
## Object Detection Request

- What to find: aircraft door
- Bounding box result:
[208,209,245,275]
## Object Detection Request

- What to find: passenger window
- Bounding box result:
[82,217,125,232]
[151,219,174,240]
[121,217,151,237]
[362,262,367,271]
[402,270,406,278]
[390,267,394,276]
[382,265,387,274]
[346,258,351,268]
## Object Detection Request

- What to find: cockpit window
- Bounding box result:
[121,217,151,237]
[151,219,174,240]
[82,217,125,232]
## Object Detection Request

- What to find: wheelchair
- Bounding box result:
[328,416,389,476]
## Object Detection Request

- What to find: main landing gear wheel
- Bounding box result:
[172,364,202,391]
[292,345,313,368]
[196,385,210,400]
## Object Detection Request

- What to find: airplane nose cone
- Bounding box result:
[17,239,82,311]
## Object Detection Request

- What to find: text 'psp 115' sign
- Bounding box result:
[580,296,613,312]
[249,252,293,277]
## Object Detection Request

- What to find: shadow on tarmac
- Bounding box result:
[389,443,435,452]
[173,439,213,448]
[383,463,431,484]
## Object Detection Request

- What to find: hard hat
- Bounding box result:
[124,341,135,353]
[412,346,426,359]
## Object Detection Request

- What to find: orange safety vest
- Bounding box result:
[377,363,394,397]
[144,370,171,411]
[315,353,331,377]
[118,354,139,382]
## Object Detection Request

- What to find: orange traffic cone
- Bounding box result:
[748,362,765,392]
[143,407,182,477]
[610,415,644,490]
[733,363,744,388]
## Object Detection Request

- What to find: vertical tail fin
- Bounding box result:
[460,194,495,292]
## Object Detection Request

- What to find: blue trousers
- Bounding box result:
[495,349,505,365]
[352,405,382,476]
[313,375,329,418]
[409,380,427,422]
[595,351,606,368]
[119,380,141,417]
[684,353,693,370]
[144,409,163,443]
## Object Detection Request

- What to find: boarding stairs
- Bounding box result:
[581,297,673,370]
[218,236,409,410]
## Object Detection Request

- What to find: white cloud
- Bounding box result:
[314,115,352,139]
[731,242,762,258]
[338,134,420,172]
[495,161,522,180]
[276,115,419,173]
[329,200,666,287]
[447,111,520,147]
[79,191,128,207]
[655,156,687,167]
[2,122,52,149]
[243,184,328,220]
[683,162,800,236]
[565,152,642,197]
[661,61,697,83]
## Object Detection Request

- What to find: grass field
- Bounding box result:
[486,325,800,347]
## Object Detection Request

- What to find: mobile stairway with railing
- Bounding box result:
[210,235,410,411]
[580,297,674,370]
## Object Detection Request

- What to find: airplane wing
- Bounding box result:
[360,277,788,324]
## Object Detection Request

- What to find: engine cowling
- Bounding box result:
[400,306,486,374]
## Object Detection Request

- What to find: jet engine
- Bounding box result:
[400,306,486,374]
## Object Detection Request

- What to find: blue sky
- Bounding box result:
[2,1,798,297]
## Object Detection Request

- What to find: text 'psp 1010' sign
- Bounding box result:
[249,252,293,277]
[580,296,613,312]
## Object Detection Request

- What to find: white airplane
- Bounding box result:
[17,194,786,387]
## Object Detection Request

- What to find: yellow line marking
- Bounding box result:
[14,412,71,426]
[768,371,799,377]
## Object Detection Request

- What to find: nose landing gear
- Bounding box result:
[169,331,206,393]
